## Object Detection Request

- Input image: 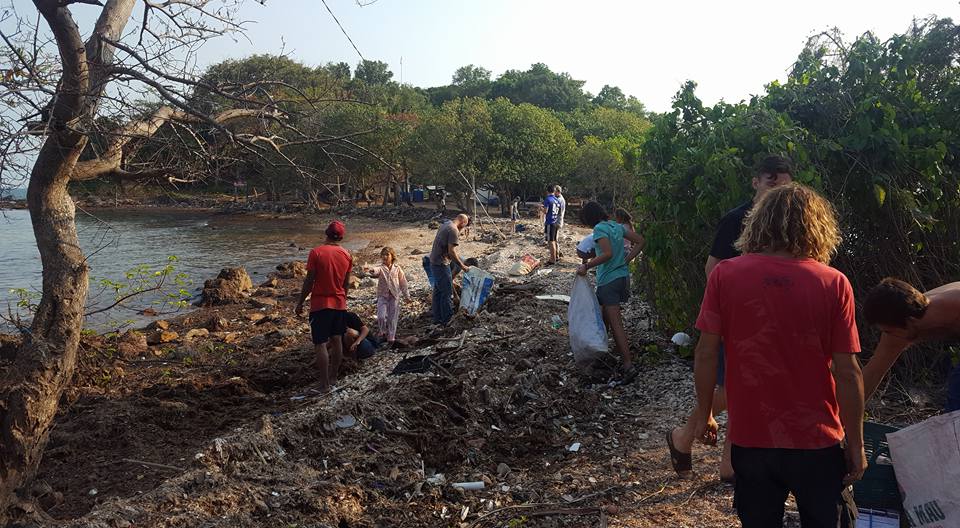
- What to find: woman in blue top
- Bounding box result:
[577,202,646,381]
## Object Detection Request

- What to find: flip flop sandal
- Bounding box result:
[666,430,693,478]
[619,364,640,385]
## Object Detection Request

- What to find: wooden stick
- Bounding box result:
[121,458,184,472]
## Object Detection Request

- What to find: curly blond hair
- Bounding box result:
[735,183,840,263]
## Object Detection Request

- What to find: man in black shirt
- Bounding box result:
[343,311,379,360]
[670,155,793,482]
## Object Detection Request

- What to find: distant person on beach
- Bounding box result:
[375,246,410,344]
[861,279,960,409]
[296,220,353,393]
[689,155,794,482]
[667,184,865,528]
[555,186,567,258]
[576,201,645,381]
[543,185,562,264]
[576,233,595,264]
[429,214,471,325]
[510,197,521,233]
[555,185,566,231]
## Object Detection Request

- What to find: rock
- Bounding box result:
[140,307,158,317]
[496,463,511,479]
[246,313,266,322]
[117,330,148,359]
[147,330,179,345]
[253,287,279,297]
[410,248,425,255]
[276,261,307,278]
[250,297,278,308]
[205,317,229,331]
[259,277,279,288]
[151,320,171,331]
[184,328,209,340]
[428,221,440,229]
[200,268,253,306]
[270,329,297,338]
[347,275,361,290]
[222,332,240,344]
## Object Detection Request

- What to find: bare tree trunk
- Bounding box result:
[0,0,134,519]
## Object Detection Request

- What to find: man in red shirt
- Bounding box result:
[667,184,866,527]
[296,221,353,393]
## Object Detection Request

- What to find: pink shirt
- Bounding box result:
[377,264,408,300]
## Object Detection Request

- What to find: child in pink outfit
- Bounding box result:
[376,247,409,342]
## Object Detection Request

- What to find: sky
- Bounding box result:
[10,0,960,112]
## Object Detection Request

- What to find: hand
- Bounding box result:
[461,265,471,273]
[576,264,588,276]
[843,442,867,486]
[349,342,359,353]
[693,413,719,446]
[295,302,304,317]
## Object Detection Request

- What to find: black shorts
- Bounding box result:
[309,309,346,344]
[546,223,559,242]
[732,444,846,528]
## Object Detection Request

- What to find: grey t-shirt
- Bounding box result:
[429,221,460,265]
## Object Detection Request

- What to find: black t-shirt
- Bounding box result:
[344,312,364,333]
[709,201,752,260]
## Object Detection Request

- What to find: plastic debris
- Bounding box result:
[334,415,357,428]
[452,481,485,490]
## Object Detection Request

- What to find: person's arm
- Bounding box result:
[356,324,369,346]
[690,332,722,440]
[705,255,721,278]
[398,267,410,299]
[295,269,316,316]
[577,236,613,275]
[448,244,469,272]
[862,333,913,399]
[342,256,354,291]
[833,351,867,485]
[623,229,646,262]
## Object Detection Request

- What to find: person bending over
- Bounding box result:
[861,278,960,409]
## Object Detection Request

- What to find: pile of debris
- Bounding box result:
[50,222,754,527]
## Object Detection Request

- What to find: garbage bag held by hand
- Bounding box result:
[887,410,960,527]
[459,267,495,315]
[568,275,608,369]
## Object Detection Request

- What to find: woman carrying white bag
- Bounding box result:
[576,201,645,382]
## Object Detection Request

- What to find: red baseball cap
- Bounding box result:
[325,220,345,241]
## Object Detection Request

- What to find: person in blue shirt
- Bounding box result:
[543,185,561,264]
[576,201,646,381]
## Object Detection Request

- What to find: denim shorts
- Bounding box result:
[596,276,630,306]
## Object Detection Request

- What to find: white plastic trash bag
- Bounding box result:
[887,410,960,527]
[568,275,608,369]
[459,267,495,315]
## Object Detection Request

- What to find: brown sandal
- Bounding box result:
[666,429,693,478]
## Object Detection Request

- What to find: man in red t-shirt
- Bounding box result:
[667,184,866,527]
[296,220,353,393]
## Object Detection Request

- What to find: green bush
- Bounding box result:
[637,18,960,382]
